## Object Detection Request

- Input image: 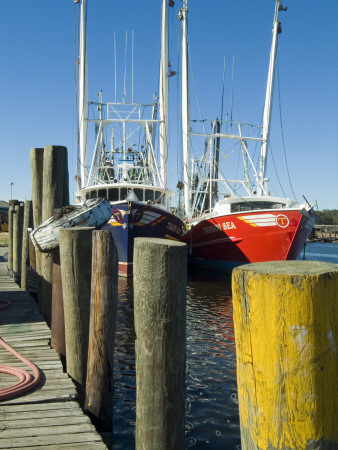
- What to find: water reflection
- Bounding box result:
[112,270,240,449]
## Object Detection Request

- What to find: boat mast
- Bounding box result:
[180,0,191,218]
[78,0,89,190]
[257,0,286,196]
[159,0,169,189]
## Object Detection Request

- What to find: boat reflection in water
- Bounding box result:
[112,272,240,449]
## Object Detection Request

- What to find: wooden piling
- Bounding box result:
[41,145,69,325]
[12,203,24,285]
[59,227,94,385]
[51,250,66,358]
[30,148,44,228]
[85,230,118,427]
[28,229,36,271]
[21,200,33,290]
[42,145,69,219]
[133,238,187,450]
[30,147,44,309]
[7,204,15,275]
[232,260,338,450]
[7,200,20,276]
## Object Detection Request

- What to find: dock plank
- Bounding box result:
[0,251,108,449]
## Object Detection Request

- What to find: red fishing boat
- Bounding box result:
[178,0,316,271]
[181,196,315,271]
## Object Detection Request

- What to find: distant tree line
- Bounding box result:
[315,209,338,225]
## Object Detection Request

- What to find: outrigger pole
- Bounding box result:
[257,0,286,196]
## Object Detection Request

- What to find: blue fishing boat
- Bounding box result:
[75,0,183,276]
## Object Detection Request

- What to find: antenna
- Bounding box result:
[230,56,235,127]
[132,30,134,103]
[220,55,226,126]
[123,31,128,103]
[114,31,117,102]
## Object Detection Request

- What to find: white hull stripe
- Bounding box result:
[238,214,277,227]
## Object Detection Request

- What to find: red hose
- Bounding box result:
[0,300,41,401]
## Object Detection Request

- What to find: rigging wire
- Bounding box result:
[269,142,287,198]
[277,60,298,201]
[188,42,207,137]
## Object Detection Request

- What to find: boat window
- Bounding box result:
[108,188,119,201]
[85,193,90,200]
[230,201,286,212]
[98,189,107,199]
[134,189,144,201]
[121,188,128,200]
[89,190,97,199]
[145,190,154,202]
[155,191,162,203]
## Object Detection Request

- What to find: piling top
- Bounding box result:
[234,260,338,276]
[134,237,186,248]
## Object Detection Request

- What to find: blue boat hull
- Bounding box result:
[102,201,183,276]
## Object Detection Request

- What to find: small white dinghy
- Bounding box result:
[30,197,112,252]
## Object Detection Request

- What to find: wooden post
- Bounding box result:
[27,229,37,294]
[134,238,187,450]
[85,230,118,427]
[28,230,36,271]
[59,227,93,385]
[7,202,16,276]
[232,260,338,450]
[30,147,44,310]
[50,250,66,358]
[21,200,33,291]
[41,145,69,326]
[30,148,44,228]
[12,203,24,285]
[42,145,69,218]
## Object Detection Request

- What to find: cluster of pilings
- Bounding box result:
[5,144,338,449]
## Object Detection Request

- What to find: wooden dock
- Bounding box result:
[0,248,108,449]
[311,225,338,243]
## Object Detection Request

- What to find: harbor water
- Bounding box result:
[112,242,338,449]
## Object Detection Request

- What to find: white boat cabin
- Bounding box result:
[212,196,297,215]
[81,184,173,208]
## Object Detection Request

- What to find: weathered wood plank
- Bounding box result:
[0,401,84,413]
[13,443,106,450]
[0,407,85,421]
[0,431,105,448]
[0,422,97,438]
[0,414,91,429]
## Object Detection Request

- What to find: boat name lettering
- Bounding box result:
[222,221,236,231]
[167,222,182,235]
[204,224,221,234]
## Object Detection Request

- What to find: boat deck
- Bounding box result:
[0,248,108,449]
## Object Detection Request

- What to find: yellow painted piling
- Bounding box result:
[232,260,338,450]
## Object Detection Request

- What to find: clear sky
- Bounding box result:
[1,0,337,210]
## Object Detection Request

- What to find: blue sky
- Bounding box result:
[0,0,337,210]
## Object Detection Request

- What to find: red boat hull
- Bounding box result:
[181,209,316,271]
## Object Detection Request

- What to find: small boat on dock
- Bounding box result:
[178,0,316,271]
[30,197,112,253]
[75,0,183,276]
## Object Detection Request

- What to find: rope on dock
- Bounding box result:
[0,300,41,401]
